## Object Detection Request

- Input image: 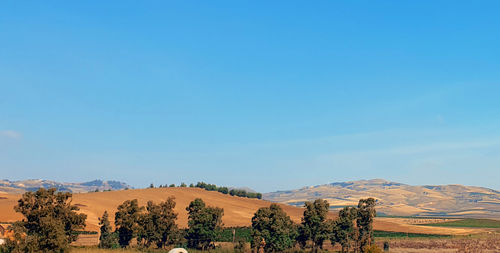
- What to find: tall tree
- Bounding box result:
[357,198,376,251]
[137,197,180,248]
[298,199,331,252]
[115,199,142,247]
[185,198,224,250]
[10,188,87,252]
[98,211,116,248]
[332,207,358,253]
[251,204,297,253]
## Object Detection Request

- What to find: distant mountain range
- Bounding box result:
[0,179,131,194]
[2,178,499,218]
[263,179,500,218]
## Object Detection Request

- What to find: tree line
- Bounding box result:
[98,197,224,250]
[151,181,263,200]
[0,188,376,253]
[251,199,377,253]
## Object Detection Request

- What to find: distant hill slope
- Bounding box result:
[0,179,130,194]
[264,179,500,218]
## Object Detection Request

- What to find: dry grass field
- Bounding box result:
[0,187,315,231]
[1,187,496,248]
[373,217,493,236]
[264,179,500,219]
[382,234,500,253]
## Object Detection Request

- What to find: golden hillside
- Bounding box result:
[0,187,308,231]
[0,187,486,235]
[264,179,500,218]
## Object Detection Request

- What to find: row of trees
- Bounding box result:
[251,198,376,253]
[154,181,263,199]
[98,197,224,250]
[149,182,263,199]
[106,197,376,252]
[192,182,262,199]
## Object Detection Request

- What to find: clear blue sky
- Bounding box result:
[1,1,499,192]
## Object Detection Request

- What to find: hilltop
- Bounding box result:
[264,179,500,218]
[0,179,131,194]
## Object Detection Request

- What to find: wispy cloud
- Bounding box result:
[1,130,22,139]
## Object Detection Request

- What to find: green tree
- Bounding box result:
[185,198,224,250]
[217,187,229,194]
[115,199,142,247]
[98,211,116,248]
[251,204,297,253]
[332,207,358,253]
[180,182,187,187]
[9,188,87,252]
[298,199,331,252]
[137,197,180,248]
[357,198,376,251]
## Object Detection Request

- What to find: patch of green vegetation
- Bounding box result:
[422,218,500,228]
[374,230,451,238]
[217,227,252,242]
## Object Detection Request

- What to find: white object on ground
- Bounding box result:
[168,248,188,253]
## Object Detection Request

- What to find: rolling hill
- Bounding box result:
[0,186,487,236]
[0,187,309,231]
[264,179,500,218]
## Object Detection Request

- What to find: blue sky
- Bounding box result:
[1,1,499,192]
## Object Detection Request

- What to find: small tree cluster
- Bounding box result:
[298,199,331,253]
[251,198,376,253]
[185,198,224,250]
[137,197,180,248]
[194,182,263,199]
[107,197,224,250]
[114,199,142,247]
[331,198,377,253]
[112,198,181,249]
[332,207,358,253]
[229,189,263,199]
[1,188,87,252]
[251,204,298,253]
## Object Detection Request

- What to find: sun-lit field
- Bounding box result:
[0,187,311,231]
[3,187,497,248]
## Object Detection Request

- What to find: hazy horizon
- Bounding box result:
[2,1,500,192]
